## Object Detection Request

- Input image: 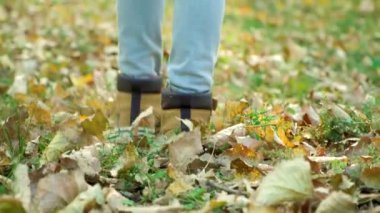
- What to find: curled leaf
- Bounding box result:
[316,191,356,213]
[255,158,313,205]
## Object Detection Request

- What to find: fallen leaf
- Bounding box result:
[330,104,351,121]
[41,129,81,163]
[131,106,155,129]
[80,110,108,139]
[274,127,294,148]
[34,170,88,213]
[236,136,263,150]
[28,101,51,126]
[302,105,321,126]
[105,187,133,212]
[371,137,380,151]
[7,74,28,95]
[360,167,380,189]
[225,99,249,122]
[110,143,140,177]
[169,128,203,172]
[166,164,193,196]
[209,123,246,146]
[13,165,31,211]
[255,158,313,205]
[316,191,356,213]
[58,184,104,213]
[0,196,26,213]
[62,145,101,178]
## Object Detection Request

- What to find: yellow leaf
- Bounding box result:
[80,110,108,139]
[225,99,249,122]
[224,144,256,160]
[28,101,51,125]
[166,164,193,196]
[276,127,294,148]
[264,126,274,142]
[231,159,262,181]
[70,74,94,88]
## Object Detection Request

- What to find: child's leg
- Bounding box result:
[116,0,164,128]
[117,0,164,78]
[167,0,225,94]
[161,0,225,133]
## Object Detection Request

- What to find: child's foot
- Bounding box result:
[160,89,214,133]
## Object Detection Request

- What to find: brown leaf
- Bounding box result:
[169,128,203,172]
[58,184,105,213]
[62,144,101,178]
[360,167,380,189]
[105,187,132,212]
[302,105,321,126]
[34,170,88,213]
[27,101,51,125]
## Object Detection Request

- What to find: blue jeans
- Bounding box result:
[117,0,225,94]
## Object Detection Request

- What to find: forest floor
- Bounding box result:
[0,0,380,212]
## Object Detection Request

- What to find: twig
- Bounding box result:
[308,156,348,163]
[201,138,216,172]
[206,180,249,196]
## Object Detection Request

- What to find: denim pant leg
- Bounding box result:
[117,0,164,78]
[168,0,225,94]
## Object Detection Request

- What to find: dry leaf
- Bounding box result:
[80,110,108,139]
[62,145,101,178]
[110,143,140,177]
[41,129,81,163]
[209,123,246,146]
[255,158,313,205]
[316,191,356,213]
[28,101,51,126]
[0,196,26,213]
[169,128,203,172]
[274,127,294,148]
[35,170,88,213]
[58,184,104,213]
[330,104,351,121]
[105,187,133,212]
[360,167,380,189]
[13,164,31,211]
[303,105,321,126]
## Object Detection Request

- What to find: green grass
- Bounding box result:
[215,0,380,100]
[178,187,208,210]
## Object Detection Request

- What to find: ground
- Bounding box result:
[0,0,380,212]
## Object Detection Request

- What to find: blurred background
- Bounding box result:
[0,0,379,108]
